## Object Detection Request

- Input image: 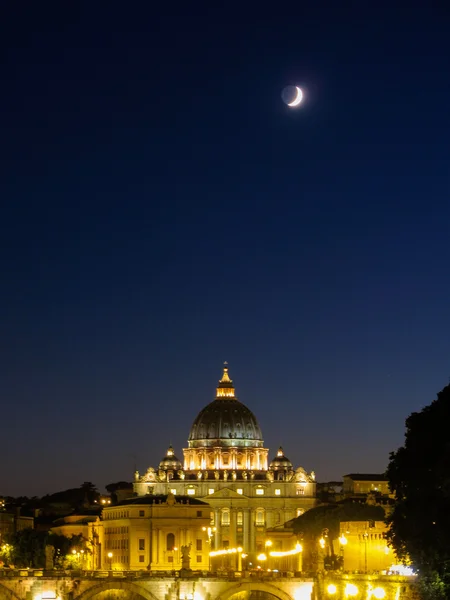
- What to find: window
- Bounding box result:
[237,511,243,526]
[139,510,145,517]
[187,488,195,496]
[139,539,145,551]
[170,489,177,495]
[196,539,202,551]
[237,489,243,495]
[139,555,144,563]
[223,540,229,548]
[221,509,230,525]
[296,488,304,495]
[168,556,174,563]
[256,509,265,525]
[167,533,175,551]
[197,510,202,517]
[275,489,281,495]
[256,488,264,495]
[208,489,214,495]
[197,556,202,563]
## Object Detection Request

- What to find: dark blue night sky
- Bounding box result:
[2,3,450,496]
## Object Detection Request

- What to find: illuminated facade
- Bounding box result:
[101,494,211,571]
[339,520,394,573]
[134,365,316,558]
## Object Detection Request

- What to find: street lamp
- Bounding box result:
[202,526,216,571]
[339,534,347,570]
[107,551,113,570]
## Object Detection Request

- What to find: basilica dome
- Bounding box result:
[188,365,263,449]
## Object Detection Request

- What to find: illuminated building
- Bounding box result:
[50,515,103,569]
[0,511,33,544]
[101,493,211,571]
[339,520,394,572]
[343,474,391,498]
[133,365,316,560]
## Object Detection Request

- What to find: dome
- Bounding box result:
[158,445,182,471]
[269,446,293,470]
[188,364,263,449]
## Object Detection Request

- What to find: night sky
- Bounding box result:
[2,4,450,497]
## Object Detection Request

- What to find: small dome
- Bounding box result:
[159,445,182,471]
[269,446,293,470]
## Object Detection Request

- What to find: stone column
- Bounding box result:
[230,510,237,548]
[215,510,221,549]
[249,509,255,552]
[152,528,159,566]
[243,509,250,552]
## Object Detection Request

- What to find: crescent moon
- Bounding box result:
[288,86,303,107]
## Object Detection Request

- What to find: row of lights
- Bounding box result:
[327,584,385,598]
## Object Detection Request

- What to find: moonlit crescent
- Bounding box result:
[288,86,303,107]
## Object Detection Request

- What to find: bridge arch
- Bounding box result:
[74,581,161,600]
[0,582,22,600]
[215,582,296,600]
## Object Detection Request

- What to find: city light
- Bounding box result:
[269,543,303,557]
[339,534,348,545]
[345,583,358,597]
[327,585,337,595]
[372,588,386,599]
[257,553,267,561]
[209,547,242,557]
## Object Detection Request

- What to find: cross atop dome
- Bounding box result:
[216,362,236,398]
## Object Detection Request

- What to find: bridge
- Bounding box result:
[0,571,418,600]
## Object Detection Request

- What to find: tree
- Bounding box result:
[292,501,385,570]
[386,383,450,597]
[2,529,87,569]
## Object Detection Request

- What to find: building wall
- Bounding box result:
[102,497,211,571]
[339,520,395,573]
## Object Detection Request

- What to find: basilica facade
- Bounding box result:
[134,365,316,555]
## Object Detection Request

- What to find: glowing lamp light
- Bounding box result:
[345,583,358,597]
[372,588,386,599]
[327,584,337,595]
[339,535,348,545]
[257,553,267,561]
[319,537,326,549]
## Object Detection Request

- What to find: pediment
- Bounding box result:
[207,487,247,499]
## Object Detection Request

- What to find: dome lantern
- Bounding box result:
[216,362,236,399]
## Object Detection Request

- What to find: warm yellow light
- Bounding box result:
[72,550,76,555]
[339,535,348,545]
[327,585,337,595]
[372,588,385,599]
[257,553,267,561]
[210,547,242,557]
[345,584,358,597]
[107,552,113,558]
[319,537,326,548]
[265,540,273,547]
[242,553,248,558]
[270,543,302,557]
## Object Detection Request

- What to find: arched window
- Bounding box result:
[237,511,243,526]
[166,533,175,551]
[221,509,230,526]
[256,509,265,526]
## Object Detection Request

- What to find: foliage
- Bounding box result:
[386,383,450,585]
[292,500,385,540]
[292,500,386,570]
[417,573,448,600]
[1,529,87,568]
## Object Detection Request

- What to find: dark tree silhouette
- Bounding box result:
[387,383,450,599]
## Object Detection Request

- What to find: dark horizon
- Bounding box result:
[2,4,450,497]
